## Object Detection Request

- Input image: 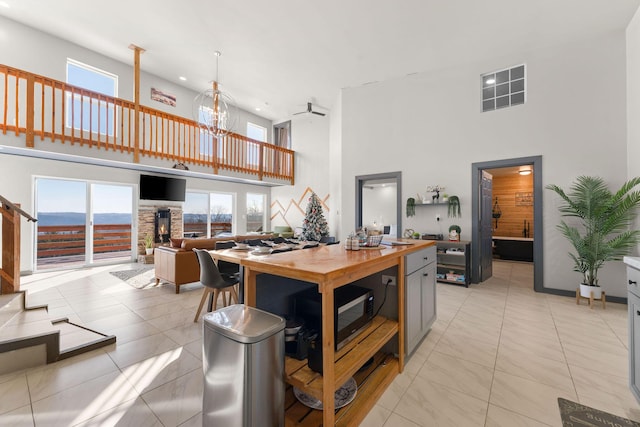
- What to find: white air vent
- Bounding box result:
[481,65,526,112]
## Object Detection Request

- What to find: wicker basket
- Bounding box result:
[361,234,384,247]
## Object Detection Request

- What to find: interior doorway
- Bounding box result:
[355,172,402,238]
[471,156,543,292]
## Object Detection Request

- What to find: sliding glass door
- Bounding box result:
[35,178,134,270]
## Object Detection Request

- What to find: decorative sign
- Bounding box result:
[151,88,176,107]
[515,191,533,206]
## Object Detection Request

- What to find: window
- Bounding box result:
[184,191,233,237]
[247,122,266,166]
[66,59,118,135]
[481,65,525,112]
[246,193,265,232]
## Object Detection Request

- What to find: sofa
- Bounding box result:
[154,234,273,293]
[273,225,294,239]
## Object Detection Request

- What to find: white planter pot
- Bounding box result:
[579,283,602,299]
[145,248,154,255]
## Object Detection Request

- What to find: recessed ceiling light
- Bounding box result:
[255,107,261,111]
[519,168,532,175]
[0,1,10,8]
[486,78,496,84]
[179,76,187,81]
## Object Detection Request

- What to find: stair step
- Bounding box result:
[0,293,25,329]
[53,320,115,358]
[0,293,115,374]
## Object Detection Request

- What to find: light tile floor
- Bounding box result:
[0,260,635,426]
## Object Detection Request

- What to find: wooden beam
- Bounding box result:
[129,44,145,163]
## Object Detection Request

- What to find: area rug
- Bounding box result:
[558,398,640,426]
[109,266,157,289]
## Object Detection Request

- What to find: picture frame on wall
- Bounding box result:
[151,88,176,107]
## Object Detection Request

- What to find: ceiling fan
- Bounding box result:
[294,102,326,117]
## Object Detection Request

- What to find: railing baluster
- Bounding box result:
[25,74,34,147]
[14,71,19,136]
[2,69,7,135]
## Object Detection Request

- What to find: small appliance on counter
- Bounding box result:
[284,316,316,360]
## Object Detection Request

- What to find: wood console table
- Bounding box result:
[212,239,435,426]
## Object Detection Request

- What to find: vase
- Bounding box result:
[145,248,154,255]
[579,283,602,299]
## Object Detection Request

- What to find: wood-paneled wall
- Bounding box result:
[491,174,533,238]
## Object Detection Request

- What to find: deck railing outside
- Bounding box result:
[37,224,132,259]
[0,64,294,183]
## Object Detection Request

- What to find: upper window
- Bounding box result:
[247,122,266,166]
[481,65,525,112]
[247,122,267,142]
[66,59,118,135]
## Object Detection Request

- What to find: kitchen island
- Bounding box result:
[212,238,435,426]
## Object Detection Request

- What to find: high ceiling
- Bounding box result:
[1,0,638,120]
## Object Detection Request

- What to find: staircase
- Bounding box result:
[0,292,115,375]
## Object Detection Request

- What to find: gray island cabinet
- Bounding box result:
[625,256,640,403]
[405,245,437,356]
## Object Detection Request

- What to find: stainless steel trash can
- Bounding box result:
[203,304,285,427]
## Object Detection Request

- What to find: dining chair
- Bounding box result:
[193,249,239,322]
[214,241,240,279]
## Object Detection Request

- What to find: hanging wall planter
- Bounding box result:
[492,197,502,228]
[406,197,416,217]
[447,196,461,218]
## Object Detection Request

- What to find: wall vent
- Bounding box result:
[481,65,526,112]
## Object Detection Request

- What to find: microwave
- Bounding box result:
[294,284,374,351]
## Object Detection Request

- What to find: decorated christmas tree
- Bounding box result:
[302,192,329,241]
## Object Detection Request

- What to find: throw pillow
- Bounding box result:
[170,238,183,248]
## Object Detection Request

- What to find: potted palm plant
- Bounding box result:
[546,176,640,299]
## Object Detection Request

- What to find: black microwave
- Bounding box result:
[294,284,374,351]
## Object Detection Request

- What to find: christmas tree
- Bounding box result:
[302,192,329,241]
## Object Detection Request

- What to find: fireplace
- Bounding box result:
[155,209,171,243]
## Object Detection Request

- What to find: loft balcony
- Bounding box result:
[0,64,295,184]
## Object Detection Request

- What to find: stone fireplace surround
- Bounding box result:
[137,204,183,255]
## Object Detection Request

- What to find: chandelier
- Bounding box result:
[193,51,238,138]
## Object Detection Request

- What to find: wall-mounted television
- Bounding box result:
[139,174,186,202]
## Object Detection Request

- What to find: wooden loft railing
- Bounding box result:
[0,64,295,184]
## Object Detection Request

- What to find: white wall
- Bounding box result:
[340,31,630,297]
[628,8,640,255]
[270,114,331,233]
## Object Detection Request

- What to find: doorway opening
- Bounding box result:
[471,156,543,292]
[355,172,402,238]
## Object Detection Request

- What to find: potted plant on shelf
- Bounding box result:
[143,233,154,255]
[546,176,640,299]
[448,224,461,241]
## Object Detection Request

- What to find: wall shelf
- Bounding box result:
[436,240,471,287]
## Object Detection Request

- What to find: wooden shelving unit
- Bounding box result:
[284,316,397,401]
[285,352,398,427]
[436,240,471,287]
